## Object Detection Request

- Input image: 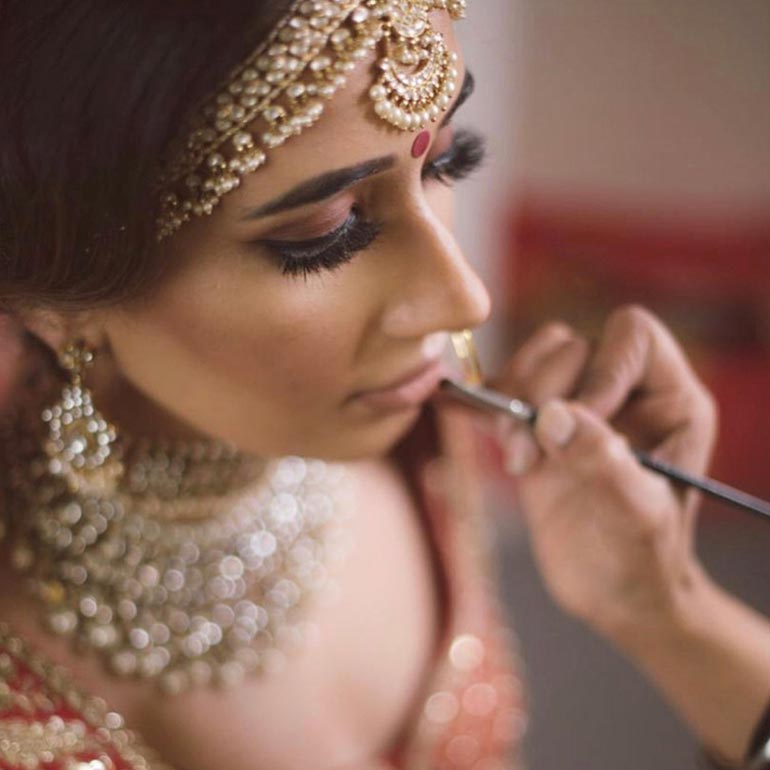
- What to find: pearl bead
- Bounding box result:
[369,84,387,101]
[155,0,468,239]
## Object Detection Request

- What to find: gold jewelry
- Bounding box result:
[156,0,468,241]
[41,342,123,498]
[2,411,353,696]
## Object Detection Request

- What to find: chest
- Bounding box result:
[0,458,444,770]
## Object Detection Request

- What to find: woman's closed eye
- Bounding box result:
[260,206,381,280]
[259,129,487,279]
[422,129,486,185]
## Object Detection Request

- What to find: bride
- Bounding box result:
[1,2,769,769]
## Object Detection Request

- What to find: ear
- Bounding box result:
[19,308,106,358]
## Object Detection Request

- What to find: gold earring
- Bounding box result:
[41,341,123,496]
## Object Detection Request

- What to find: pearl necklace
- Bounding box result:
[1,419,352,695]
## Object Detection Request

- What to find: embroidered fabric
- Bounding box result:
[387,405,528,770]
[0,627,171,770]
[0,405,528,770]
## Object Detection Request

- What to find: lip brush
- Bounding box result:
[441,334,770,522]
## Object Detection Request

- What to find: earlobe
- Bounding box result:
[19,308,105,357]
[17,309,67,353]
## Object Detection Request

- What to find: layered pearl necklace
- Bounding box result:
[0,418,352,695]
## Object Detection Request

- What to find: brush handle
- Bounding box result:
[632,451,770,518]
[439,378,770,521]
[440,378,537,424]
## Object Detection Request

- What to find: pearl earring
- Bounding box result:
[41,341,123,496]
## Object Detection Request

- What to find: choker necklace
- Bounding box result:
[0,416,353,695]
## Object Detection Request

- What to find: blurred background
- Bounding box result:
[454,2,770,768]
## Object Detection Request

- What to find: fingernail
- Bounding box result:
[505,431,539,476]
[538,401,577,447]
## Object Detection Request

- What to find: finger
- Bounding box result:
[533,399,676,528]
[518,336,592,407]
[488,321,577,395]
[647,392,718,544]
[503,427,541,477]
[491,335,589,462]
[489,334,590,426]
[620,386,718,474]
[483,321,576,441]
[575,305,704,421]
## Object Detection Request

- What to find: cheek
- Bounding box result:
[107,256,370,411]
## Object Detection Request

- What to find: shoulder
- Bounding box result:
[0,624,172,770]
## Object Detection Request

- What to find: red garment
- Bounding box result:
[0,405,527,770]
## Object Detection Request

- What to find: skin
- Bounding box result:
[26,15,489,464]
[3,9,770,770]
[3,14,479,770]
[490,307,770,764]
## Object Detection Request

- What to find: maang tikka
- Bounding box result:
[41,341,124,497]
[156,0,468,241]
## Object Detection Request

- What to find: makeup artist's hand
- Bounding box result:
[489,304,718,636]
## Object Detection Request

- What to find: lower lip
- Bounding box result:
[352,361,447,413]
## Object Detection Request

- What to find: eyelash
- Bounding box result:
[262,130,487,279]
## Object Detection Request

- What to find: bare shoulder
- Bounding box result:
[0,456,443,770]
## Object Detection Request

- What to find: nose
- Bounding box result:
[381,204,492,338]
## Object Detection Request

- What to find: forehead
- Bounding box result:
[226,10,465,205]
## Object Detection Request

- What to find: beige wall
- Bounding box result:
[455,0,769,357]
[510,0,770,218]
[455,1,519,357]
[458,7,770,770]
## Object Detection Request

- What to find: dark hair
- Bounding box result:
[0,0,294,311]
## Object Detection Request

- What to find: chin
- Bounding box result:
[224,404,426,462]
[301,406,424,462]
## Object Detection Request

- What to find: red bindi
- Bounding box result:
[411,130,431,158]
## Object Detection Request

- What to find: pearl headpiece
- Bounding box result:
[155,0,468,241]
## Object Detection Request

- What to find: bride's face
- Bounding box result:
[91,15,491,460]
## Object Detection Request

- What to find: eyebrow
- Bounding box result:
[441,69,475,129]
[239,68,476,221]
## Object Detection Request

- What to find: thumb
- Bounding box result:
[534,399,630,466]
[574,311,651,419]
[575,306,699,421]
[533,399,675,521]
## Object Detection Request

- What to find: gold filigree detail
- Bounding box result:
[370,0,463,130]
[156,0,468,240]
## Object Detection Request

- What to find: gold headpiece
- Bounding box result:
[156,0,468,241]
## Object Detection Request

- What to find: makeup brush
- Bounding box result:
[441,331,770,521]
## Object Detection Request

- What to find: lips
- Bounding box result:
[351,359,448,413]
